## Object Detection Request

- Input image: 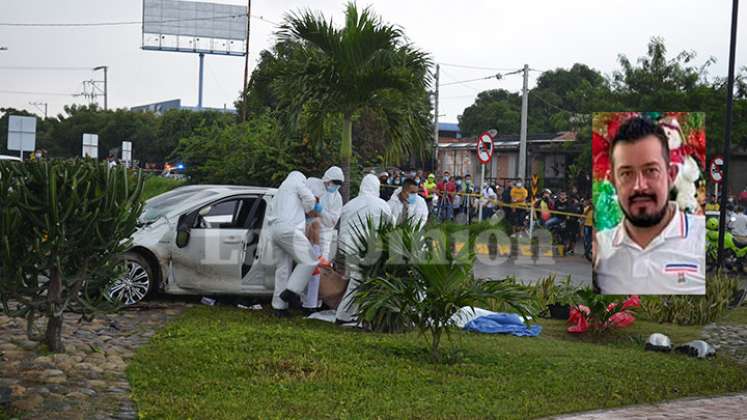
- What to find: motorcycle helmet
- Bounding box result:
[674,340,716,359]
[644,333,672,352]
[707,217,719,231]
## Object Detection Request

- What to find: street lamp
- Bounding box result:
[93,66,108,110]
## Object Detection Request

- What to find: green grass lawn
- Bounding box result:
[128,306,747,419]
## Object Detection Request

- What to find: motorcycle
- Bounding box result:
[706,217,747,273]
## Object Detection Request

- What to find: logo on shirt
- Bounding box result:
[664,263,698,276]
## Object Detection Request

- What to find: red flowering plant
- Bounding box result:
[567,288,640,334]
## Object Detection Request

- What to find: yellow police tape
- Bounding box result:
[380,182,587,219]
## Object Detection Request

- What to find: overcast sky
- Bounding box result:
[0,0,744,123]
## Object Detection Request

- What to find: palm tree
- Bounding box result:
[278,2,433,200]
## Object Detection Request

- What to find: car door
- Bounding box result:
[172,195,257,293]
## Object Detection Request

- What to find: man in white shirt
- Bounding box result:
[388,178,429,228]
[594,116,705,295]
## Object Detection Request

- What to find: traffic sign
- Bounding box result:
[710,155,724,184]
[7,115,36,159]
[531,174,538,197]
[476,131,494,164]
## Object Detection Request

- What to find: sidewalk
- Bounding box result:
[552,393,747,419]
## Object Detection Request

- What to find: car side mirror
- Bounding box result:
[176,228,191,248]
[199,206,212,217]
[176,213,197,248]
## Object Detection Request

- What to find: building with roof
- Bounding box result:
[130,99,236,114]
[437,131,581,191]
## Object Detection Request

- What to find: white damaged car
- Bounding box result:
[110,185,278,305]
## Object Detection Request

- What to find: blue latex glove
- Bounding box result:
[313,202,323,213]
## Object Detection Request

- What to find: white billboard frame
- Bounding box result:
[142,0,248,56]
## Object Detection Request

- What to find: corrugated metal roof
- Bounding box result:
[438,122,461,132]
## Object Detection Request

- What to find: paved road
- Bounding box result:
[474,242,592,287]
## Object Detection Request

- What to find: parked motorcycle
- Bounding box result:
[706,217,747,273]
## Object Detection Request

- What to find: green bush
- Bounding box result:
[0,159,143,352]
[348,217,535,361]
[141,175,185,201]
[639,271,738,325]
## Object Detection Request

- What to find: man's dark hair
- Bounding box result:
[610,116,670,168]
[402,178,417,189]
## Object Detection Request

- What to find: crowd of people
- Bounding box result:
[377,168,591,254]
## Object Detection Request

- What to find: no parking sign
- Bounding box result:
[476,131,494,164]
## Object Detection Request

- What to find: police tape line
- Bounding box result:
[380,182,587,219]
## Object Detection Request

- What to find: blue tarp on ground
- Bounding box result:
[463,313,542,337]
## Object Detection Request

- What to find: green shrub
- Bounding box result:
[348,217,535,361]
[141,175,185,200]
[0,159,143,352]
[639,270,738,325]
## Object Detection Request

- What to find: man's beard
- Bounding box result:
[621,193,668,228]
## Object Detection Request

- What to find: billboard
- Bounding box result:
[142,0,248,56]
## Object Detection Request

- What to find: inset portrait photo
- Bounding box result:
[592,112,706,295]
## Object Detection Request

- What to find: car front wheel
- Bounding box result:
[109,252,154,306]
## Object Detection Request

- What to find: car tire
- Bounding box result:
[109,251,156,306]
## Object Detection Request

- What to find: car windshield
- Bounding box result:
[139,189,219,223]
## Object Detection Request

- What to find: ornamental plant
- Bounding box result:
[347,216,534,361]
[567,288,640,334]
[0,159,143,352]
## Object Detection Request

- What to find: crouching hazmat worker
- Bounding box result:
[269,171,320,317]
[301,167,344,313]
[335,174,393,324]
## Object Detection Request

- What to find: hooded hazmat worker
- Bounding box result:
[335,174,393,324]
[319,166,344,258]
[269,171,320,316]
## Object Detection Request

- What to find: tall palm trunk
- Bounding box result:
[340,111,353,202]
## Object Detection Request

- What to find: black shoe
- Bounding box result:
[279,289,302,308]
[302,308,319,316]
[335,318,353,325]
[273,309,290,318]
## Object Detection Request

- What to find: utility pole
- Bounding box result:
[717,0,740,269]
[241,0,252,122]
[29,102,48,119]
[198,53,205,110]
[432,64,440,172]
[518,64,529,184]
[93,66,108,110]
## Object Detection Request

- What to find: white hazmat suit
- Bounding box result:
[319,166,344,259]
[335,174,393,323]
[269,171,318,310]
[388,187,429,228]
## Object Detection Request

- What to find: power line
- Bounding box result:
[0,89,75,97]
[440,74,502,86]
[438,62,520,71]
[0,66,94,71]
[0,13,275,28]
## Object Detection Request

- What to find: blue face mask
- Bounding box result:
[327,185,340,193]
[456,180,462,186]
[408,193,417,205]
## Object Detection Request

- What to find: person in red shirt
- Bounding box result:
[739,186,747,209]
[436,172,457,221]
